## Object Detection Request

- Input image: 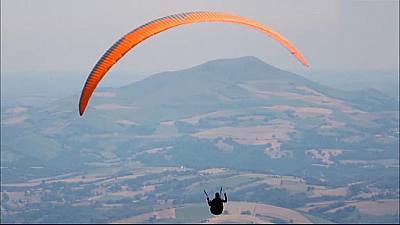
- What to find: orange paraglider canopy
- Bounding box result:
[79,11,309,116]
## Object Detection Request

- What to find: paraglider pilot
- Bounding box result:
[204,188,227,215]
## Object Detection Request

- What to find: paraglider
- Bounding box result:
[79,11,309,116]
[204,187,227,215]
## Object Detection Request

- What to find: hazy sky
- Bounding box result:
[1,0,399,76]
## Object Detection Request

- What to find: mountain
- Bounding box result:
[1,57,398,223]
[2,56,398,176]
[85,56,397,121]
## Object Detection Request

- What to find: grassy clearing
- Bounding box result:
[174,203,210,223]
[302,213,335,224]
